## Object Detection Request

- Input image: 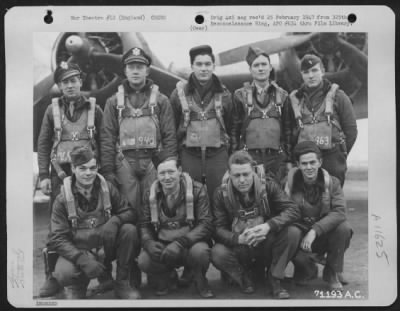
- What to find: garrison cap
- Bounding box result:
[300,54,322,71]
[54,62,82,84]
[70,146,96,167]
[293,141,321,160]
[122,47,152,66]
[246,46,270,66]
[189,45,213,63]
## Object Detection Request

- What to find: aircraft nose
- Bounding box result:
[65,35,84,53]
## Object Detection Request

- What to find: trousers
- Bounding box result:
[290,221,352,275]
[115,155,157,209]
[211,226,299,280]
[54,224,140,286]
[138,241,211,276]
[180,147,228,205]
[248,149,286,183]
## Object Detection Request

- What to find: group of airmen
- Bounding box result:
[37,43,357,300]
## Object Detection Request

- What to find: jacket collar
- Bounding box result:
[186,73,224,95]
[122,78,154,94]
[296,78,332,99]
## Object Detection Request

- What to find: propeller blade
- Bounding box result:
[216,33,317,66]
[33,73,55,105]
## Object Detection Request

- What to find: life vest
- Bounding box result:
[51,97,96,164]
[220,168,270,234]
[284,167,332,220]
[240,81,285,150]
[61,174,112,250]
[290,83,344,150]
[116,84,161,151]
[176,81,228,148]
[149,172,195,242]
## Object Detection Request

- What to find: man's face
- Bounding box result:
[72,158,98,186]
[58,75,82,99]
[297,152,322,183]
[124,62,149,87]
[301,63,324,88]
[250,55,272,82]
[157,160,181,192]
[229,163,254,194]
[191,54,215,84]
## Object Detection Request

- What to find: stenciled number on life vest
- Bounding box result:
[138,136,155,146]
[314,136,330,146]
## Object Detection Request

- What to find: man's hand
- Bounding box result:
[102,216,121,259]
[144,240,165,261]
[238,231,250,245]
[244,223,270,247]
[40,178,52,195]
[160,241,184,266]
[76,254,106,279]
[301,229,317,252]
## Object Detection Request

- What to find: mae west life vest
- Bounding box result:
[284,168,332,227]
[61,174,112,250]
[51,97,96,164]
[149,172,195,242]
[176,81,228,148]
[241,82,285,150]
[116,84,161,151]
[220,168,270,234]
[290,83,345,150]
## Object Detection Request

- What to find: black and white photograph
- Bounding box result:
[5,5,396,308]
[32,31,368,300]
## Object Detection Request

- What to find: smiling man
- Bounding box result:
[138,158,214,298]
[169,45,233,203]
[47,146,141,299]
[232,47,294,183]
[289,54,357,185]
[100,47,177,212]
[211,150,301,299]
[284,141,352,291]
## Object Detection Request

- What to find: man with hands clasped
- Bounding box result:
[211,150,301,299]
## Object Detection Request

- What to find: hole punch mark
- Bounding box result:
[347,13,356,23]
[195,15,204,25]
[44,10,53,24]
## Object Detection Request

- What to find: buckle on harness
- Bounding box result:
[166,221,180,229]
[87,126,95,139]
[200,112,206,120]
[238,208,257,218]
[88,218,97,228]
[71,132,80,141]
[262,111,269,119]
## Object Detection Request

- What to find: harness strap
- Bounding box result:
[97,174,112,220]
[289,91,303,128]
[87,97,96,139]
[149,173,196,231]
[182,172,194,227]
[63,177,78,229]
[148,84,159,115]
[149,180,160,230]
[242,82,253,116]
[52,98,62,142]
[325,83,339,124]
[116,85,125,125]
[176,81,191,129]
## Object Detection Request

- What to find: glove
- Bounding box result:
[160,241,184,266]
[144,240,165,261]
[102,216,121,260]
[76,254,105,279]
[40,178,51,195]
